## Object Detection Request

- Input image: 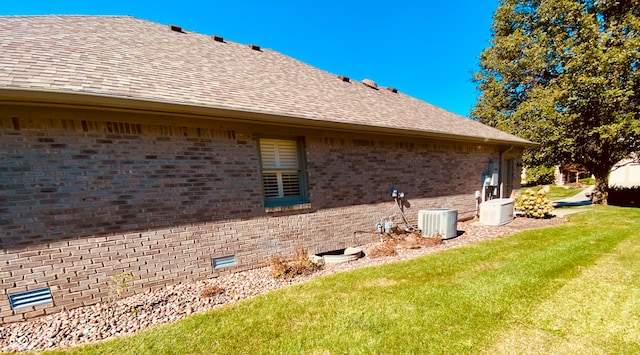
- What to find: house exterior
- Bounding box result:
[0,16,532,323]
[609,155,640,187]
[554,165,589,186]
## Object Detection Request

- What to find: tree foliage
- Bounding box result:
[472,0,640,204]
[524,164,556,185]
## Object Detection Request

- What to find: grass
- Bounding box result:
[578,177,595,185]
[42,206,640,354]
[543,184,586,201]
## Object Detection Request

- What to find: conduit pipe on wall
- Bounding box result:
[499,145,514,198]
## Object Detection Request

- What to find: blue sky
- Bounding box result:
[1,1,498,118]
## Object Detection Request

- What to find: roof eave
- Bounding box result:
[0,88,537,147]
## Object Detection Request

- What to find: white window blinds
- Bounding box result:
[260,139,298,170]
[260,139,302,200]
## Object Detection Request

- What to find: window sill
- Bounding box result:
[264,203,311,213]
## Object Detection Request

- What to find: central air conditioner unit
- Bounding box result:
[480,198,515,226]
[418,208,458,239]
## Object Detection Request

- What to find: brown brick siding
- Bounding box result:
[0,108,513,323]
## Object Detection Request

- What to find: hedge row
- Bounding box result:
[608,186,640,207]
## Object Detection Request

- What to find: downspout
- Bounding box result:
[499,145,514,198]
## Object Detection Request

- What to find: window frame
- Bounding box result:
[258,137,309,208]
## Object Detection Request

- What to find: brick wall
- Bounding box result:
[0,107,511,323]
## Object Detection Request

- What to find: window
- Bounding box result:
[259,138,308,207]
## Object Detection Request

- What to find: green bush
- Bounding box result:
[524,165,556,186]
[578,177,595,185]
[515,186,554,218]
[608,186,640,207]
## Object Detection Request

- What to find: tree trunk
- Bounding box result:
[591,173,609,205]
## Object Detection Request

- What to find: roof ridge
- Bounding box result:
[0,15,532,145]
[0,14,135,19]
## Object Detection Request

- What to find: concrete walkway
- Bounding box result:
[553,186,594,217]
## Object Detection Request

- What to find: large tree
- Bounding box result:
[472,0,640,204]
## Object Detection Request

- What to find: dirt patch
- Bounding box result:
[368,230,445,258]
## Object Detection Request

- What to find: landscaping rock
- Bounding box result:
[0,216,565,352]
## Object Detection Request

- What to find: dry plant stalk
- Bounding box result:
[268,248,322,279]
[199,284,225,298]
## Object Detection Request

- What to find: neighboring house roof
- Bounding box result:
[0,15,532,146]
[610,154,640,187]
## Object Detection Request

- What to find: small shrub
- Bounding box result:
[267,255,289,278]
[292,247,316,269]
[267,248,323,279]
[129,305,143,315]
[105,271,137,321]
[515,186,554,218]
[200,284,225,298]
[110,271,136,300]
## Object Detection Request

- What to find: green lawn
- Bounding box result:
[544,185,586,201]
[44,206,640,355]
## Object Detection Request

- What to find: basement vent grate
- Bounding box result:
[9,288,53,310]
[212,255,237,269]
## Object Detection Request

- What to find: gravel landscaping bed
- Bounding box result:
[0,216,565,353]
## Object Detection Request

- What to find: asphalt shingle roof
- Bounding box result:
[0,15,531,145]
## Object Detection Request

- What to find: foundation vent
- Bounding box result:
[212,255,237,269]
[9,288,53,310]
